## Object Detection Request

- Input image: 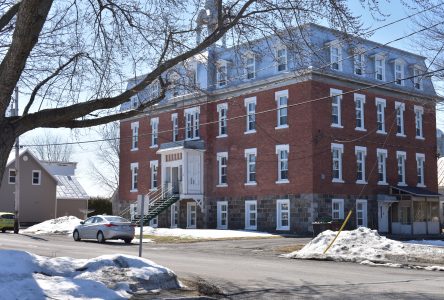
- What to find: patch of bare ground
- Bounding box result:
[273,243,305,254]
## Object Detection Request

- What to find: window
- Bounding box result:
[8,169,15,184]
[217,201,228,229]
[331,143,344,183]
[171,113,178,142]
[245,148,257,185]
[276,144,289,183]
[150,160,158,190]
[131,122,139,150]
[130,163,138,192]
[151,117,159,147]
[375,98,386,134]
[397,151,407,186]
[185,107,200,140]
[32,170,41,185]
[377,149,388,185]
[356,200,368,227]
[245,54,255,79]
[217,60,227,87]
[275,90,288,128]
[217,103,228,137]
[150,216,158,228]
[217,152,228,187]
[395,102,405,137]
[332,199,344,220]
[355,146,367,184]
[276,199,290,230]
[414,105,424,139]
[187,202,196,228]
[170,203,178,228]
[276,46,287,72]
[354,52,365,75]
[245,200,257,230]
[374,54,385,81]
[244,97,256,133]
[413,67,424,90]
[331,88,342,127]
[416,153,425,187]
[354,94,366,131]
[330,44,342,71]
[395,62,404,86]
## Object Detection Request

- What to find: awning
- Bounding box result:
[390,186,441,197]
[157,140,205,153]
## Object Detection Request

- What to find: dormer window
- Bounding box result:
[330,44,342,71]
[217,60,228,88]
[373,53,386,81]
[392,59,406,86]
[276,46,287,72]
[413,66,425,90]
[353,52,365,76]
[245,53,255,80]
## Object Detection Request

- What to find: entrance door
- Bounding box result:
[356,200,368,228]
[172,167,179,194]
[187,202,196,228]
[378,202,389,233]
[217,201,228,229]
[245,200,257,230]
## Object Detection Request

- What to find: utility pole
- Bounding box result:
[138,194,145,257]
[13,87,20,234]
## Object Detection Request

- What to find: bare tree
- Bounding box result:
[0,0,391,186]
[27,130,73,162]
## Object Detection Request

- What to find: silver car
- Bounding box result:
[73,215,135,244]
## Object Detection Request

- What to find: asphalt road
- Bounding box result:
[0,233,443,299]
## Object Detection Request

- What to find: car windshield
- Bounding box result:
[103,216,129,223]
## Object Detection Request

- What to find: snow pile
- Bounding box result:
[406,240,444,247]
[143,227,276,239]
[286,227,444,270]
[22,216,82,235]
[0,250,181,299]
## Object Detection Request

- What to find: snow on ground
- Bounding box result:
[0,250,181,299]
[285,227,444,271]
[21,216,82,235]
[405,240,444,247]
[142,226,277,239]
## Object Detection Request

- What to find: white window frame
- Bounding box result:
[130,163,138,192]
[170,203,178,228]
[275,90,288,129]
[330,88,343,128]
[413,67,424,90]
[355,146,367,184]
[150,216,158,228]
[8,168,16,184]
[353,52,365,76]
[245,200,257,230]
[394,61,404,86]
[150,160,158,191]
[184,107,200,140]
[397,151,407,186]
[276,45,287,72]
[276,144,289,184]
[374,54,385,81]
[245,53,255,80]
[171,113,178,142]
[414,105,424,139]
[377,148,388,185]
[276,199,290,231]
[217,60,227,88]
[354,93,366,131]
[356,199,368,228]
[330,44,342,71]
[331,143,344,183]
[131,121,139,151]
[395,102,406,137]
[375,98,386,134]
[416,153,425,187]
[150,117,159,148]
[332,199,344,220]
[244,97,256,134]
[32,170,41,186]
[217,201,228,229]
[217,103,228,138]
[217,152,228,187]
[245,148,257,185]
[187,202,197,229]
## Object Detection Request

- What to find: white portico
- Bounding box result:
[157,140,205,207]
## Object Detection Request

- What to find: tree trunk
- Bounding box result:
[0,123,16,190]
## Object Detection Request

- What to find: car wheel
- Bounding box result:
[124,239,132,244]
[73,230,81,241]
[97,231,105,243]
[1,228,6,233]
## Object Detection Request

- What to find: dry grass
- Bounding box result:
[142,234,281,244]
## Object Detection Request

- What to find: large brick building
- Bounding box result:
[119,23,441,235]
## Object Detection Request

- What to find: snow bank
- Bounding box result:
[406,240,444,247]
[21,216,82,235]
[0,250,181,299]
[285,227,444,269]
[142,227,276,239]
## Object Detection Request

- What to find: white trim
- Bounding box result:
[414,105,424,139]
[186,202,197,229]
[332,199,344,220]
[130,162,138,192]
[276,144,289,183]
[217,152,228,186]
[245,148,257,184]
[329,43,342,71]
[276,199,290,231]
[355,146,367,184]
[150,160,158,191]
[394,61,405,86]
[184,106,200,115]
[245,53,256,80]
[244,148,257,156]
[216,59,228,88]
[354,93,366,131]
[395,101,406,137]
[217,201,228,229]
[275,90,289,128]
[8,168,16,184]
[171,113,178,141]
[244,97,257,134]
[416,153,426,187]
[377,148,388,185]
[330,88,343,128]
[32,170,41,186]
[131,121,139,151]
[356,199,368,227]
[375,97,386,134]
[276,45,288,72]
[245,200,257,230]
[374,53,386,81]
[331,143,344,183]
[396,151,407,186]
[217,103,228,138]
[150,117,159,148]
[170,203,178,228]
